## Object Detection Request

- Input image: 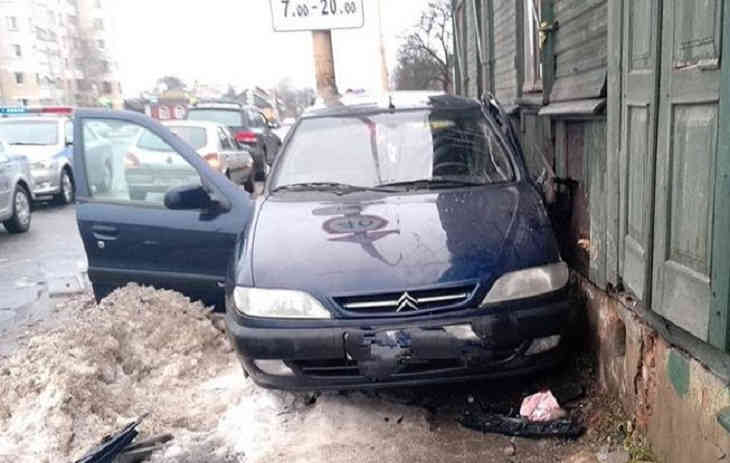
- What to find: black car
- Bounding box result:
[72,93,574,392]
[186,102,280,180]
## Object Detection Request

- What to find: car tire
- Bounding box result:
[3,185,32,233]
[95,161,113,194]
[54,168,74,205]
[129,189,147,201]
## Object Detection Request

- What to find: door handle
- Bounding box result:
[91,224,119,240]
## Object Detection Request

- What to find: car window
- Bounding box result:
[82,119,201,205]
[187,109,243,127]
[165,125,207,150]
[218,127,232,150]
[272,108,515,189]
[0,120,59,145]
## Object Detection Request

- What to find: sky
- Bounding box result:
[109,0,432,96]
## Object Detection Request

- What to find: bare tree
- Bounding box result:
[393,0,454,92]
[74,30,108,106]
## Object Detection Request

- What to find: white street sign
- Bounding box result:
[270,0,364,32]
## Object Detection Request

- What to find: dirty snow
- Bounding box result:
[0,284,654,463]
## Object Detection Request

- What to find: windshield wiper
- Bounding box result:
[272,182,397,195]
[9,142,48,146]
[377,178,486,190]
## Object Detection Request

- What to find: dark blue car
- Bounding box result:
[73,94,574,391]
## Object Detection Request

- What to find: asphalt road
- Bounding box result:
[0,201,85,354]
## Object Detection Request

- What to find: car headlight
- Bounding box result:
[480,262,569,305]
[233,287,331,319]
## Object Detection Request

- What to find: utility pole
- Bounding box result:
[311,30,338,101]
[377,0,389,92]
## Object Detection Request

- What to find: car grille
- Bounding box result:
[289,358,465,378]
[333,284,477,317]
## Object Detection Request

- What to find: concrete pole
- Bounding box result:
[312,30,339,101]
[377,0,390,92]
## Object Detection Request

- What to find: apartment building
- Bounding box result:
[0,0,121,107]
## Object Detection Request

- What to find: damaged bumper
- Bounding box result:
[225,292,575,391]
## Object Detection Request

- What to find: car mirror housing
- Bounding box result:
[164,184,211,210]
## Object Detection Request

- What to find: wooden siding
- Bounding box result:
[492,0,520,104]
[550,0,608,102]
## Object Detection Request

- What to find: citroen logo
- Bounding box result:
[396,292,419,312]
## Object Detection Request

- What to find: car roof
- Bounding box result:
[302,92,481,118]
[0,116,65,123]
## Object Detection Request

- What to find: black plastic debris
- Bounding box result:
[74,418,142,463]
[74,415,172,463]
[458,412,585,438]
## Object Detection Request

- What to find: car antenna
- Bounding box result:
[388,95,396,113]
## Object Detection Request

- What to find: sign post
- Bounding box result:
[270,0,365,100]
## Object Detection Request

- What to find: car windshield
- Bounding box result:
[187,109,242,127]
[272,108,515,191]
[0,121,58,145]
[136,125,206,151]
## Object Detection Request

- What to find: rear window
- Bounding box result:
[167,126,207,150]
[137,126,207,151]
[187,109,243,127]
[0,120,58,145]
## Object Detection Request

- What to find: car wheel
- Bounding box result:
[95,161,113,193]
[3,185,32,233]
[129,189,147,201]
[55,168,74,205]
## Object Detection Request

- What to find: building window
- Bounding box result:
[12,44,21,57]
[523,0,542,93]
[97,39,105,49]
[7,16,17,30]
[102,81,112,93]
[94,18,103,30]
[15,72,24,85]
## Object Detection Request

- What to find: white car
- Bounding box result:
[124,120,254,201]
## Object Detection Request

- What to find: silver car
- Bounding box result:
[0,116,74,204]
[0,140,34,233]
[124,120,254,201]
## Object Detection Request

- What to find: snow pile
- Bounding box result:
[0,284,235,463]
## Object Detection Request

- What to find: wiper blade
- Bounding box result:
[9,142,47,146]
[377,178,485,190]
[272,182,396,195]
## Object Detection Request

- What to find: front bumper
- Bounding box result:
[225,293,576,391]
[30,167,60,196]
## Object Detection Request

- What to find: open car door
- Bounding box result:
[73,109,253,306]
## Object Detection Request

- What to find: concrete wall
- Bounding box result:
[580,277,730,463]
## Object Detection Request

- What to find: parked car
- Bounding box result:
[0,141,34,233]
[186,102,280,180]
[124,120,254,201]
[0,111,114,204]
[72,94,573,391]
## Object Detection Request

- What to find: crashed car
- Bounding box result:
[71,94,573,391]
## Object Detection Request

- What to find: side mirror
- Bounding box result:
[164,184,211,210]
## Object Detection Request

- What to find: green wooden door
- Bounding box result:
[652,0,724,341]
[618,0,661,302]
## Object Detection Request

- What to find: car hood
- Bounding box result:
[246,184,560,297]
[7,145,64,162]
